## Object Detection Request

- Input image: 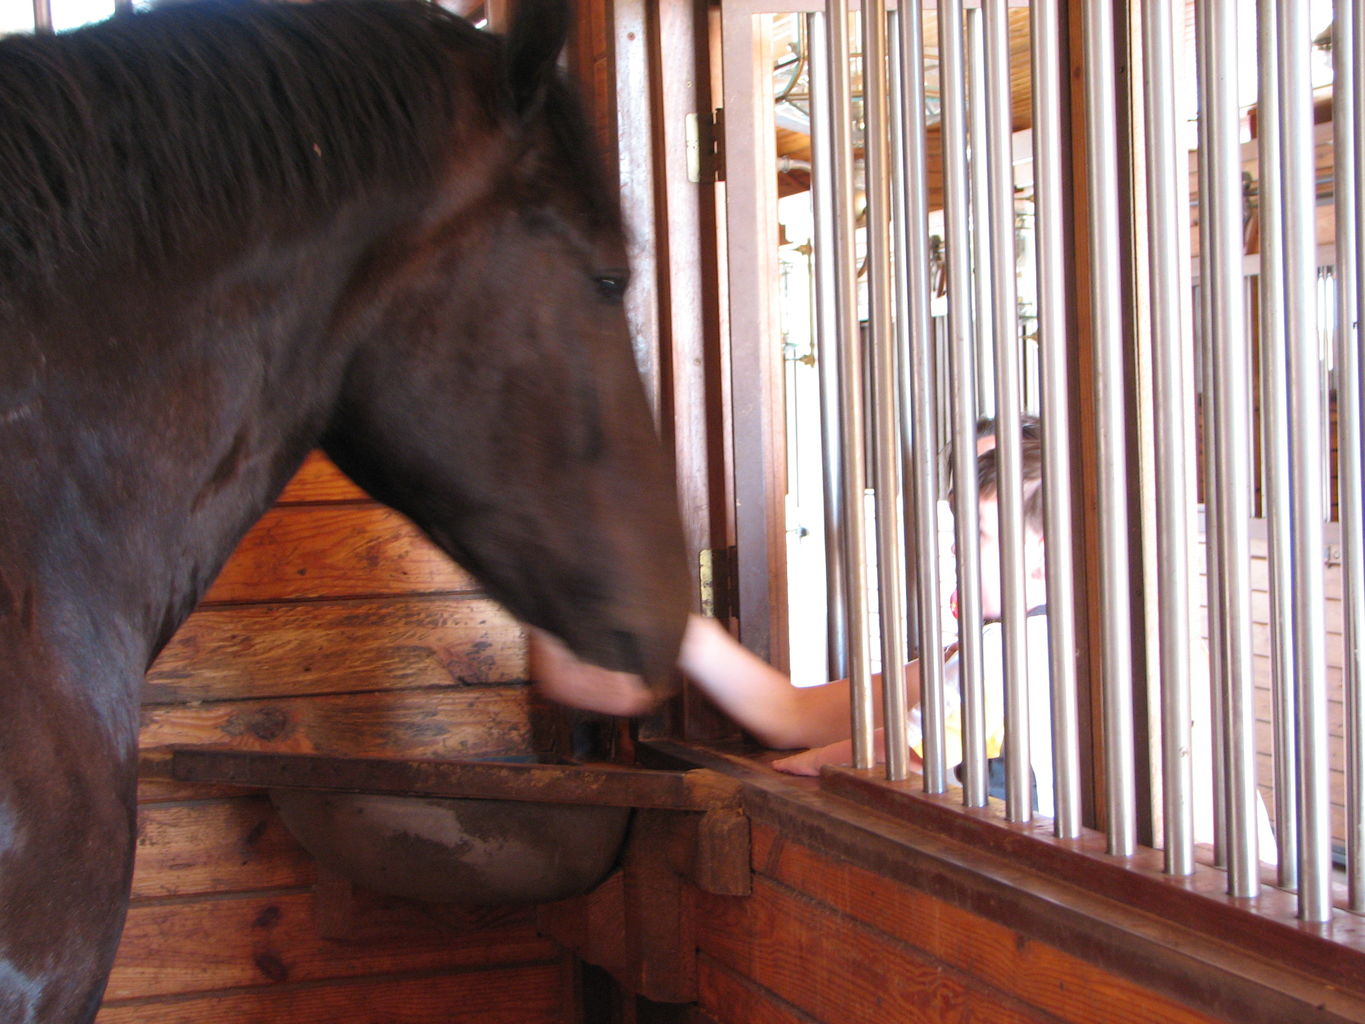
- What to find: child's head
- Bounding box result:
[976,433,1046,539]
[966,432,1048,621]
[974,414,1042,453]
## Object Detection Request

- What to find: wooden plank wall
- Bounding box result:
[692,821,1232,1024]
[101,452,577,1023]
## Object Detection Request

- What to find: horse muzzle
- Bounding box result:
[527,627,663,717]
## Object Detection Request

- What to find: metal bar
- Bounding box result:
[895,0,947,793]
[1278,0,1332,923]
[861,0,912,781]
[1082,0,1136,857]
[1030,0,1080,840]
[32,0,52,33]
[1141,0,1196,876]
[1257,0,1299,892]
[827,0,876,770]
[1199,0,1259,899]
[1334,0,1365,912]
[939,0,987,807]
[888,15,920,664]
[967,9,996,427]
[1193,0,1229,868]
[807,12,851,684]
[965,4,995,797]
[1350,0,1365,912]
[979,0,1029,823]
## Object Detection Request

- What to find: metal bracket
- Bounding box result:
[686,108,725,184]
[698,545,738,622]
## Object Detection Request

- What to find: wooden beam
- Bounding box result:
[819,763,1365,994]
[169,749,742,812]
[648,738,1365,1024]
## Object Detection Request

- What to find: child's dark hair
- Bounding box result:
[977,434,1046,537]
[975,414,1042,443]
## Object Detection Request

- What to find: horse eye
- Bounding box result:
[594,274,628,303]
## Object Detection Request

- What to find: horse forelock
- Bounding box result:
[0,0,509,290]
[535,76,624,240]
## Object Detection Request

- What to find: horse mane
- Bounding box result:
[0,0,507,288]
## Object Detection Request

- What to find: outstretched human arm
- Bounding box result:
[531,613,922,759]
[676,615,857,749]
[679,615,924,754]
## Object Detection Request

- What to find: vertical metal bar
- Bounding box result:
[827,0,876,771]
[896,0,946,793]
[861,0,911,782]
[1334,0,1365,912]
[1279,0,1332,923]
[888,15,919,663]
[1193,0,1229,867]
[33,0,52,33]
[889,4,944,791]
[968,10,995,425]
[1082,0,1136,857]
[1141,0,1196,877]
[1031,0,1081,839]
[885,11,922,765]
[981,0,1029,823]
[939,0,987,807]
[1257,0,1299,891]
[966,5,995,795]
[1351,0,1365,913]
[807,12,851,684]
[1198,0,1258,899]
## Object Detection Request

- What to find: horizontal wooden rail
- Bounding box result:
[642,738,1365,1024]
[817,764,1365,997]
[165,748,742,812]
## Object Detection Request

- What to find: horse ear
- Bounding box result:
[502,0,570,114]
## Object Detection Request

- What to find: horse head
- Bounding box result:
[321,0,691,707]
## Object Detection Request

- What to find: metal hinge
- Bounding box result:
[698,546,738,622]
[686,108,725,184]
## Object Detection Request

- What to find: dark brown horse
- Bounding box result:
[0,2,689,1019]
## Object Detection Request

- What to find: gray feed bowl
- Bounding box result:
[270,788,631,905]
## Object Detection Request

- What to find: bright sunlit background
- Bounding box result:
[1,0,125,35]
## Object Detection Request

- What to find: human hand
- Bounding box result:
[771,738,856,776]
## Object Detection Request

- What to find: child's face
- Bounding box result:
[964,495,1046,623]
[978,496,1006,621]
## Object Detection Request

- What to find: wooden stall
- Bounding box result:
[109,452,578,1023]
[96,1,1365,1023]
[108,461,1365,1023]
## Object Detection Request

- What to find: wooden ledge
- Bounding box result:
[817,763,1365,994]
[642,738,1365,1024]
[819,764,1365,966]
[166,747,742,812]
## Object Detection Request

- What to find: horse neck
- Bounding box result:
[8,217,386,667]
